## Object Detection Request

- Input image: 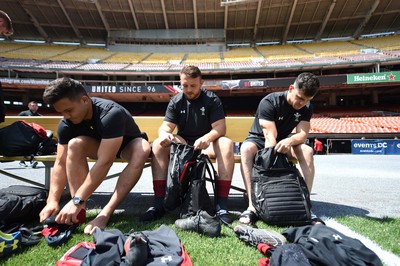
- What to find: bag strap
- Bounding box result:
[199,154,218,207]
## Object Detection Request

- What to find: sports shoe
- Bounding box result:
[234,224,287,247]
[216,209,233,225]
[174,210,221,237]
[19,161,27,167]
[124,232,149,266]
[0,230,22,257]
[30,161,38,168]
[139,207,165,223]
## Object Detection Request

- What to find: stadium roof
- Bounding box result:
[1,0,400,45]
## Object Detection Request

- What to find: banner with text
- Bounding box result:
[84,84,181,94]
[222,80,267,90]
[347,72,399,84]
[351,139,400,155]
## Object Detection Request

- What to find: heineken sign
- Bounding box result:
[347,72,399,84]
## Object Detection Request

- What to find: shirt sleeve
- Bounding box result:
[258,96,276,122]
[164,95,179,124]
[209,95,225,124]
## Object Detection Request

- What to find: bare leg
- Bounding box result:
[151,137,171,182]
[205,136,234,181]
[291,144,315,192]
[66,137,99,197]
[84,138,150,234]
[239,141,258,224]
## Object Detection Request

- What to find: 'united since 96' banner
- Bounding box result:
[84,84,181,94]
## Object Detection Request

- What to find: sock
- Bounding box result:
[153,180,166,209]
[216,179,231,210]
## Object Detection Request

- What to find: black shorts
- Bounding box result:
[243,133,265,150]
[117,132,148,158]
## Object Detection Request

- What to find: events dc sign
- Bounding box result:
[351,139,400,155]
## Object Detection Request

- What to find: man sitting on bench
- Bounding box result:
[39,77,150,234]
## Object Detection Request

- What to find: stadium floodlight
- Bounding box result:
[221,0,260,6]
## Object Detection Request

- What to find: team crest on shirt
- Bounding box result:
[294,112,301,122]
[200,107,205,115]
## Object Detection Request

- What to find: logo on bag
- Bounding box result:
[294,112,301,122]
[161,255,173,263]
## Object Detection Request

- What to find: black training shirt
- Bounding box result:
[57,97,142,145]
[164,88,225,144]
[249,91,312,141]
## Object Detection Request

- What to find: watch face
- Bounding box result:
[73,196,82,205]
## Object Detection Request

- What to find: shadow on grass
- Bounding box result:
[312,200,371,218]
[88,192,248,215]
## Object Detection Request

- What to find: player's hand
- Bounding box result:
[39,201,60,223]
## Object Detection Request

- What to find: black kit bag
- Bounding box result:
[164,142,217,218]
[164,142,199,211]
[251,147,312,226]
[180,153,217,218]
[0,120,57,157]
[0,185,48,227]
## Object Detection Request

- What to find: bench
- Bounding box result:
[0,116,253,191]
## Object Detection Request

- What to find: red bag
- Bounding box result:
[56,242,96,266]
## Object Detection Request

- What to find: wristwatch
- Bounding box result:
[72,196,85,206]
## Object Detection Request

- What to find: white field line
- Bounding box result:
[324,218,400,266]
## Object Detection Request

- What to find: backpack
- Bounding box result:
[0,120,57,157]
[164,142,199,211]
[251,147,312,226]
[164,142,217,218]
[0,185,48,227]
[180,153,218,218]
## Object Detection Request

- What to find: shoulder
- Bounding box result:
[168,92,184,107]
[201,88,218,98]
[201,88,221,103]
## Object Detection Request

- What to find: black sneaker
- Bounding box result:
[174,210,221,237]
[139,207,165,223]
[30,161,38,168]
[216,209,233,225]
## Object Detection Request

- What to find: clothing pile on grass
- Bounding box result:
[234,223,383,266]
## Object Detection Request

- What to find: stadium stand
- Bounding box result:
[76,63,129,71]
[341,53,395,62]
[257,44,312,60]
[50,47,113,62]
[351,34,400,51]
[1,35,400,71]
[103,51,150,64]
[341,117,400,132]
[297,41,361,57]
[142,52,186,64]
[185,52,222,64]
[223,47,263,62]
[310,117,398,134]
[35,61,82,69]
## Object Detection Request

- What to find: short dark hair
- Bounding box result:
[180,65,202,78]
[0,10,13,36]
[43,77,88,105]
[294,72,320,97]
